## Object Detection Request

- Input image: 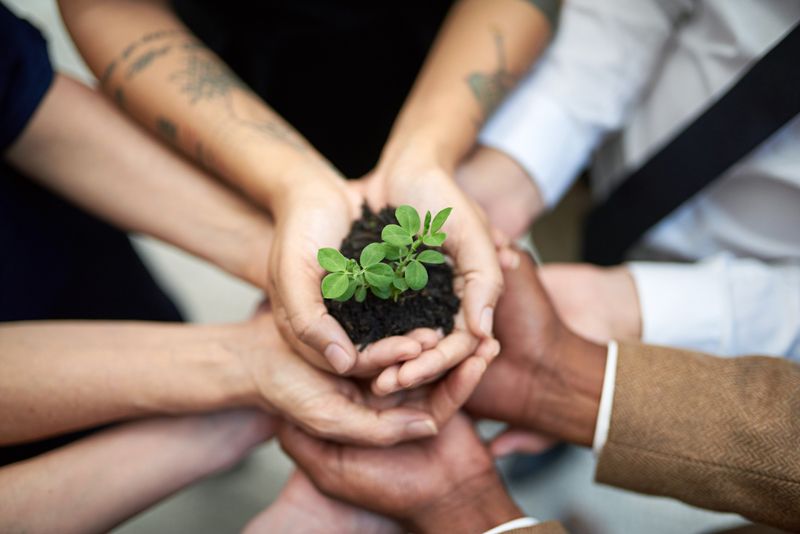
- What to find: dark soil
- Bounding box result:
[325,205,460,348]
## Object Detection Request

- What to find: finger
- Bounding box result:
[395,329,480,389]
[452,229,504,341]
[473,337,501,365]
[498,247,521,270]
[489,428,559,457]
[491,227,511,249]
[405,328,443,351]
[428,356,487,425]
[372,364,401,397]
[299,400,439,447]
[353,336,421,376]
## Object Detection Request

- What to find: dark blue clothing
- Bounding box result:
[0,3,54,150]
[0,3,182,465]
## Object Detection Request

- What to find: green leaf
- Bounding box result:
[392,276,408,291]
[383,244,407,261]
[359,243,385,268]
[364,263,394,288]
[317,248,347,273]
[422,232,446,247]
[355,285,367,303]
[395,205,420,235]
[423,210,432,235]
[321,272,350,299]
[405,260,428,290]
[417,250,445,264]
[371,285,391,300]
[381,224,413,247]
[333,279,357,302]
[430,207,452,233]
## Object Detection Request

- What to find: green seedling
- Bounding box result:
[318,205,452,302]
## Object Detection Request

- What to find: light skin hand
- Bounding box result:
[237,307,488,446]
[539,263,642,344]
[279,412,523,534]
[456,145,545,240]
[244,470,402,534]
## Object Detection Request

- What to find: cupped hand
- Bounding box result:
[465,250,606,449]
[278,412,522,533]
[267,173,440,377]
[359,155,506,392]
[235,308,487,446]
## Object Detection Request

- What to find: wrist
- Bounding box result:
[408,470,522,534]
[529,331,606,447]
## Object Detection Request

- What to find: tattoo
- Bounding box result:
[156,116,178,144]
[169,51,245,104]
[466,31,517,118]
[101,28,184,85]
[126,44,173,79]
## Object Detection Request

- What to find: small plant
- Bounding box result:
[318,205,452,302]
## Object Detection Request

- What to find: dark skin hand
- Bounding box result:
[466,250,608,449]
[279,413,523,534]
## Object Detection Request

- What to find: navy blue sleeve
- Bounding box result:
[0,3,55,152]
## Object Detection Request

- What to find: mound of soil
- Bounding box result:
[325,205,460,348]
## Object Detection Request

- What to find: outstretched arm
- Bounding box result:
[0,410,273,534]
[364,0,557,392]
[5,74,271,288]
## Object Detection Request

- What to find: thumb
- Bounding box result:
[490,428,559,457]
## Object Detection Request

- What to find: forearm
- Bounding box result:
[382,0,555,171]
[6,74,271,288]
[0,411,271,533]
[0,321,252,444]
[58,0,341,211]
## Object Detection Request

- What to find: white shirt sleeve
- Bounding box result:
[628,253,800,359]
[593,341,619,455]
[479,0,690,207]
[483,517,540,534]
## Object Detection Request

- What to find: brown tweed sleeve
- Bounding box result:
[596,342,800,531]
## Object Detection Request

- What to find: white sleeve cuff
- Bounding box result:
[478,73,603,208]
[592,340,618,455]
[483,517,540,534]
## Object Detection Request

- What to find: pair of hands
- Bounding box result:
[267,152,507,398]
[246,252,607,533]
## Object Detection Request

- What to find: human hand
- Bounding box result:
[267,172,439,377]
[539,263,641,344]
[465,250,607,449]
[243,470,402,534]
[456,145,544,240]
[359,152,507,393]
[279,413,523,534]
[231,307,487,446]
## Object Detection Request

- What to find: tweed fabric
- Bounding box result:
[596,342,800,531]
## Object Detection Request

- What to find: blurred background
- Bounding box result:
[5,1,752,532]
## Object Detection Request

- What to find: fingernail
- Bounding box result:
[324,343,354,374]
[500,249,521,270]
[480,307,494,336]
[492,442,515,457]
[406,419,438,438]
[489,339,501,360]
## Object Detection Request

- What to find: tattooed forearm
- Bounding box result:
[169,51,245,104]
[466,31,517,119]
[126,44,174,80]
[101,28,184,85]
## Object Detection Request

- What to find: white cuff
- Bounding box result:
[479,73,603,208]
[483,517,540,534]
[592,340,618,455]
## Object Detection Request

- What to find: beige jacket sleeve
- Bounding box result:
[596,342,800,531]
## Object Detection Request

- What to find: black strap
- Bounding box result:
[583,23,800,266]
